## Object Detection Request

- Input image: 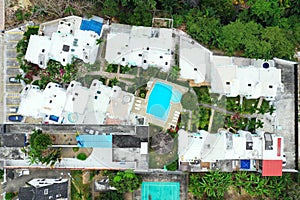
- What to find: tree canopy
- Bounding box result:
[106,170,142,193]
[24,129,61,166]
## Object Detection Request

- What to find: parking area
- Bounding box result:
[4,30,24,123]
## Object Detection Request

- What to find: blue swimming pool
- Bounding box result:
[76,135,112,148]
[142,182,180,200]
[146,82,182,121]
[147,82,172,121]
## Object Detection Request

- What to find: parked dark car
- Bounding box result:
[8,115,23,122]
[9,77,21,83]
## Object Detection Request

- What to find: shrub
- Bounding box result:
[77,153,87,160]
[72,147,79,152]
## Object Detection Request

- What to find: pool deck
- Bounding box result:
[132,79,188,130]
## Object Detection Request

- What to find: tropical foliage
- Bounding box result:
[106,170,142,193]
[97,191,123,200]
[189,171,232,198]
[189,172,300,199]
[23,129,61,167]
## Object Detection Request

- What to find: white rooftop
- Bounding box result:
[179,36,212,83]
[211,60,283,100]
[25,16,100,68]
[105,24,173,71]
[179,130,283,163]
[25,35,51,69]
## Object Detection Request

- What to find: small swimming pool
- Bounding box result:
[142,182,180,200]
[76,135,112,148]
[147,82,182,121]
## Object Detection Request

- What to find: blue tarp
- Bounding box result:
[80,19,103,35]
[240,160,251,169]
[76,135,112,148]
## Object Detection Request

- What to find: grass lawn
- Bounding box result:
[179,112,190,131]
[149,136,178,169]
[211,111,226,133]
[149,124,164,137]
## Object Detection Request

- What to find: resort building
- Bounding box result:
[18,80,135,125]
[210,59,283,100]
[25,16,103,69]
[179,36,213,84]
[18,178,69,200]
[178,129,284,176]
[105,24,173,72]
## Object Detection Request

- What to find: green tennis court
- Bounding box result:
[142,182,180,200]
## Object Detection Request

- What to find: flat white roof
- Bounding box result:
[105,24,173,71]
[179,37,212,83]
[18,85,44,118]
[210,64,282,99]
[179,130,282,163]
[25,35,52,69]
[25,17,99,68]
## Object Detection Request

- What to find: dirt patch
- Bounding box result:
[82,170,90,184]
[61,147,93,159]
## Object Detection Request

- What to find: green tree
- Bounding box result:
[108,170,142,193]
[255,119,264,129]
[186,9,221,47]
[33,133,52,151]
[97,191,123,200]
[5,192,15,200]
[0,169,4,179]
[25,129,60,166]
[189,171,232,198]
[181,91,197,110]
[109,77,119,87]
[168,65,181,80]
[96,38,104,45]
[250,0,284,26]
[261,26,294,59]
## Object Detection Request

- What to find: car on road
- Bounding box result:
[9,77,21,83]
[9,107,18,113]
[8,115,23,122]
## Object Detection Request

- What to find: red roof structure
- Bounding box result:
[262,160,282,176]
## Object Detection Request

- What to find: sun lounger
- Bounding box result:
[135,107,140,110]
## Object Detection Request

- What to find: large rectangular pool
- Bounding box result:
[142,182,180,200]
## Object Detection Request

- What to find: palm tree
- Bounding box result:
[269,105,276,115]
[168,65,181,80]
[255,119,264,129]
[15,74,23,81]
[96,38,104,45]
[109,77,119,87]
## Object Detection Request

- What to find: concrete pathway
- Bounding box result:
[0,0,4,30]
